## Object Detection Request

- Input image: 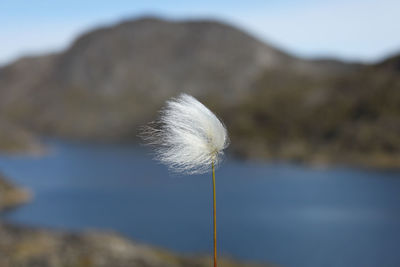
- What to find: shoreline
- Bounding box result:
[3,136,400,170]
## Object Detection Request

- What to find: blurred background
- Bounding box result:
[0,1,400,267]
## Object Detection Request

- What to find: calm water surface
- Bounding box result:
[0,140,399,267]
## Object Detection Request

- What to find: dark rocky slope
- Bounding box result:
[228,57,400,167]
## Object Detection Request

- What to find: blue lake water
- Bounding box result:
[0,140,400,267]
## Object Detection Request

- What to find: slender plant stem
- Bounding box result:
[212,162,217,267]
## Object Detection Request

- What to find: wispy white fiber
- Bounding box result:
[141,93,229,174]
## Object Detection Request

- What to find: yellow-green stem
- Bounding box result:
[212,162,217,267]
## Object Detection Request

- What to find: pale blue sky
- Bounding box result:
[1,0,399,66]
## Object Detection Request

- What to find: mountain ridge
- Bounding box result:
[0,16,399,167]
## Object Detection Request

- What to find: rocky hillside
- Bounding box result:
[0,16,398,167]
[0,17,352,139]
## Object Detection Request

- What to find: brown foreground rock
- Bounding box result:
[0,223,275,267]
[0,174,32,211]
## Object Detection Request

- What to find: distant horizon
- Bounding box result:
[1,0,399,66]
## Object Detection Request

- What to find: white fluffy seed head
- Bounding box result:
[141,93,229,174]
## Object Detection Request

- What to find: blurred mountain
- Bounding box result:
[0,17,399,167]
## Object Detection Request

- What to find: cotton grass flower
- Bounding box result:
[142,93,229,174]
[141,93,229,267]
